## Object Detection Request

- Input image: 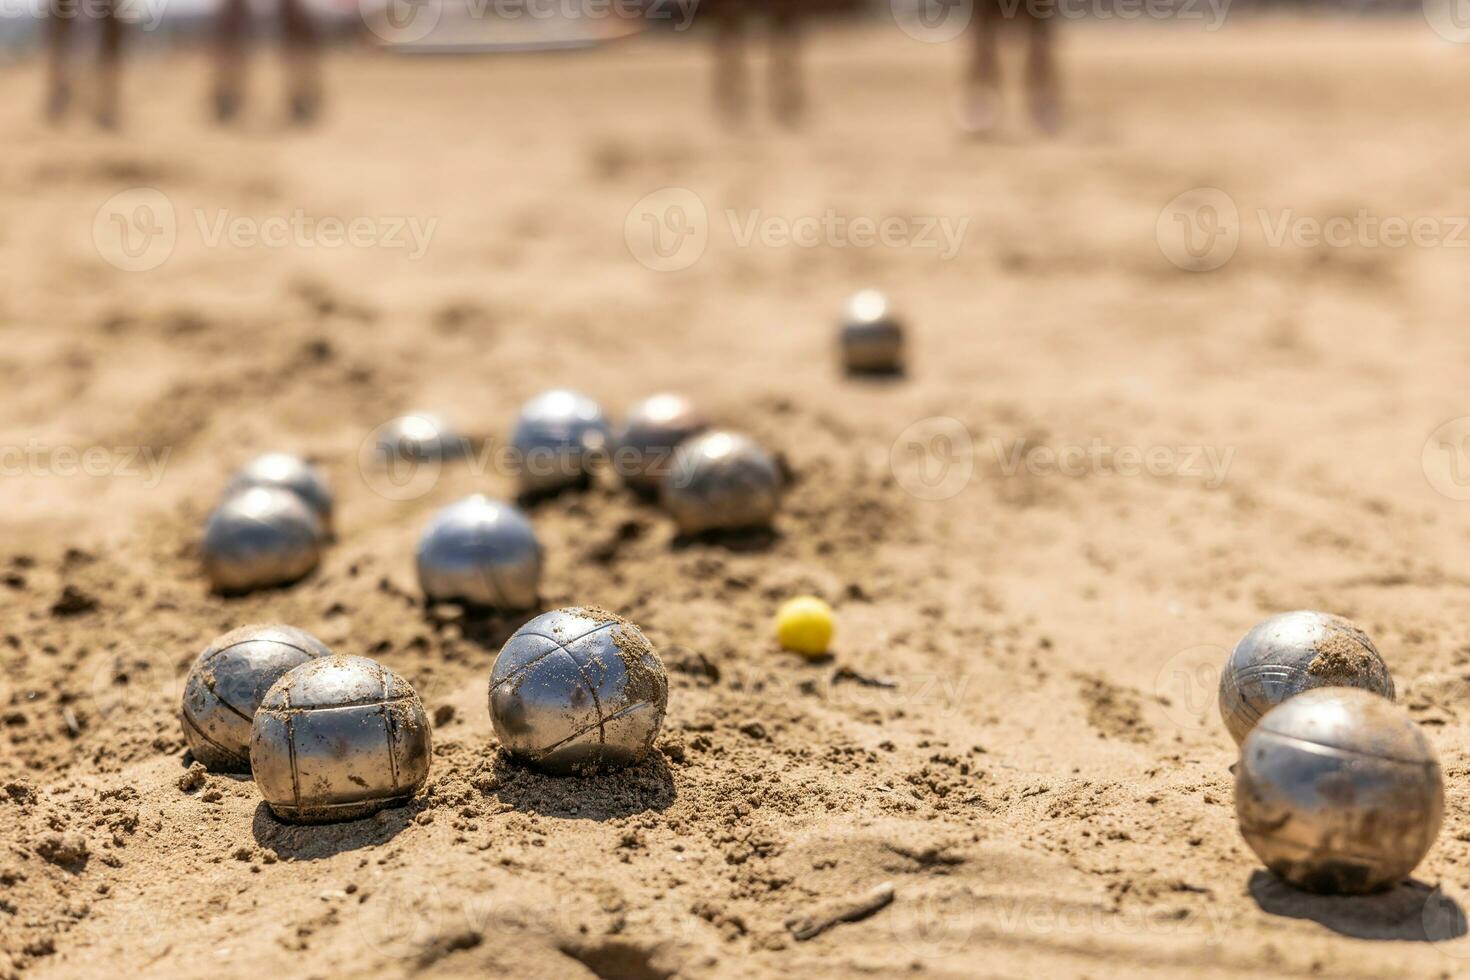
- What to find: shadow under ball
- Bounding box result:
[1219,610,1394,746]
[415,495,542,609]
[180,624,333,772]
[1236,687,1442,894]
[660,430,782,535]
[615,393,710,492]
[840,290,905,374]
[489,608,668,775]
[202,487,323,593]
[511,389,612,494]
[250,655,432,824]
[225,452,334,534]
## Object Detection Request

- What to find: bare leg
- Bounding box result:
[280,0,321,124]
[769,7,804,127]
[97,0,123,129]
[960,0,1002,136]
[44,0,74,123]
[1026,12,1061,133]
[214,0,249,123]
[713,7,747,126]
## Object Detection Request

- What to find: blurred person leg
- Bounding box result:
[97,0,124,129]
[44,0,74,123]
[281,0,321,124]
[769,3,804,127]
[712,5,748,125]
[214,0,250,122]
[960,0,1003,135]
[1025,6,1061,132]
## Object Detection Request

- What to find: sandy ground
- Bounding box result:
[5,15,1470,979]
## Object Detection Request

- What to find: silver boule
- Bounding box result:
[616,393,710,492]
[250,655,432,824]
[489,608,668,775]
[180,624,333,772]
[661,430,782,535]
[840,290,905,374]
[226,453,334,533]
[416,495,543,609]
[202,487,323,593]
[511,389,612,494]
[1219,610,1394,745]
[375,413,469,462]
[1237,687,1443,894]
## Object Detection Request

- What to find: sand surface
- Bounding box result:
[5,18,1470,978]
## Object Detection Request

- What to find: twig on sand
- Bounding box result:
[785,882,896,941]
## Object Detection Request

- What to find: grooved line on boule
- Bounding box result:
[490,622,618,693]
[379,662,401,793]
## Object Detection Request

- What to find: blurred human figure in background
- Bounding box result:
[214,0,323,123]
[962,0,1062,135]
[710,0,806,127]
[45,0,126,128]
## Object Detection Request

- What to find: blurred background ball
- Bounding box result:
[225,452,334,533]
[180,624,333,772]
[776,596,835,657]
[250,655,432,824]
[1236,687,1442,894]
[661,430,782,535]
[616,393,709,492]
[840,289,905,374]
[489,608,668,775]
[511,389,612,494]
[1219,610,1394,746]
[375,412,468,462]
[416,495,542,609]
[202,487,323,593]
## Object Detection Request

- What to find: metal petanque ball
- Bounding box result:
[615,393,710,492]
[840,289,905,374]
[180,624,333,772]
[1219,610,1394,746]
[661,430,782,535]
[1237,687,1443,894]
[489,608,668,775]
[416,495,543,609]
[250,655,432,824]
[225,452,334,533]
[375,413,469,462]
[511,389,613,494]
[202,487,323,593]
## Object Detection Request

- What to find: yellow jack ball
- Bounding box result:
[776,596,835,657]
